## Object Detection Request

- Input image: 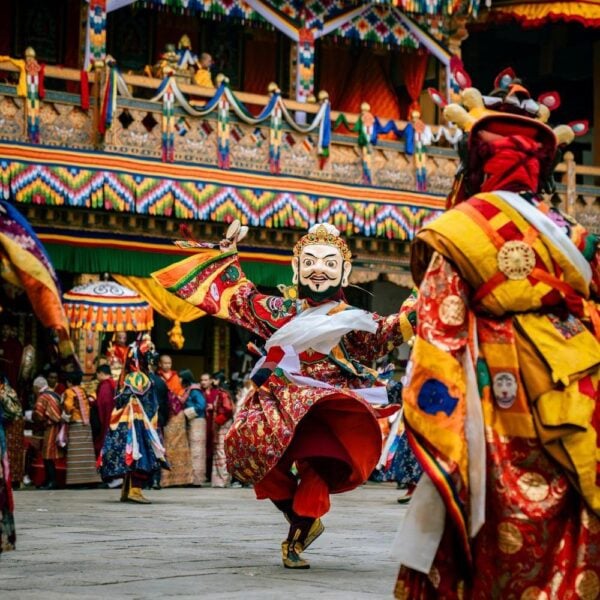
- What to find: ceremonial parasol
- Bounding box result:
[63,280,153,332]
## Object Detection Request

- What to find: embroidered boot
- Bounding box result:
[281,529,310,569]
[303,518,325,551]
[127,486,151,504]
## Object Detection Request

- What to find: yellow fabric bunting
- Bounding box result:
[113,274,205,349]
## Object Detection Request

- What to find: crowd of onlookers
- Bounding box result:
[0,327,254,493]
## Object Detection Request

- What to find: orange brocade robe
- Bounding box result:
[152,252,409,516]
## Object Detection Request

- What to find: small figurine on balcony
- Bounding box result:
[152,43,179,80]
[153,220,414,570]
[174,34,198,84]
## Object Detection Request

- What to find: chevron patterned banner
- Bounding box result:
[0,143,443,240]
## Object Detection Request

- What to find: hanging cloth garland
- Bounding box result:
[99,63,118,134]
[269,101,282,174]
[358,104,374,185]
[161,78,176,163]
[216,94,230,169]
[25,56,42,144]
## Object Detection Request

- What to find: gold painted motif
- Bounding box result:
[497,240,536,280]
[497,521,523,554]
[521,588,548,600]
[439,294,466,326]
[576,570,600,600]
[581,509,600,534]
[517,471,550,502]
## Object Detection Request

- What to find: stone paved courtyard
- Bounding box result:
[2,484,406,599]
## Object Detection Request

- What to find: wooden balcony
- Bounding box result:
[0,62,459,196]
[0,60,598,238]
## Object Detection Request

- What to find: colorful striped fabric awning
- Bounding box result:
[63,280,154,332]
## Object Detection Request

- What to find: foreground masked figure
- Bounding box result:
[395,71,600,597]
[154,223,411,568]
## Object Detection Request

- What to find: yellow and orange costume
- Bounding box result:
[395,72,600,598]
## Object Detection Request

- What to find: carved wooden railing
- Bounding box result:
[555,152,600,235]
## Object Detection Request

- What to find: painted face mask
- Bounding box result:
[292,224,352,303]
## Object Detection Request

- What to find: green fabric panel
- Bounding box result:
[45,243,292,288]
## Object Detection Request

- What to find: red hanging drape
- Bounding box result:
[399,50,429,118]
[243,35,278,96]
[335,51,401,121]
[319,45,354,109]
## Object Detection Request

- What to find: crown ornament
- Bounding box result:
[428,65,588,146]
[293,224,352,261]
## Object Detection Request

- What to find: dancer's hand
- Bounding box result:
[219,219,248,252]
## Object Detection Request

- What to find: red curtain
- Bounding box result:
[399,50,429,119]
[319,45,354,109]
[243,35,277,96]
[321,48,401,121]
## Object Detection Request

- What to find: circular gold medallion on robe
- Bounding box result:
[576,570,600,600]
[497,521,523,554]
[497,240,536,280]
[438,294,466,326]
[517,471,549,502]
[521,588,548,600]
[581,509,600,534]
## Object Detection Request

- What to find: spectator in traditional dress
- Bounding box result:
[210,372,234,488]
[158,355,192,487]
[62,372,100,486]
[46,369,65,396]
[32,376,64,490]
[93,364,116,459]
[180,369,207,487]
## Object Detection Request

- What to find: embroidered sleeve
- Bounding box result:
[417,252,470,356]
[153,251,295,340]
[402,252,471,549]
[342,289,419,363]
[343,312,406,363]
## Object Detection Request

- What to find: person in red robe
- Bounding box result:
[93,364,116,458]
[107,332,129,370]
[199,372,217,481]
[152,221,412,569]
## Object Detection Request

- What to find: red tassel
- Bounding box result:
[80,70,90,110]
[38,64,45,99]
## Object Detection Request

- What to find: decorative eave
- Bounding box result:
[483,0,600,27]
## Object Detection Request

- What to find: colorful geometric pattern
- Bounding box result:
[139,0,481,20]
[296,29,315,102]
[335,5,419,48]
[88,0,107,63]
[138,0,260,20]
[0,143,443,240]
